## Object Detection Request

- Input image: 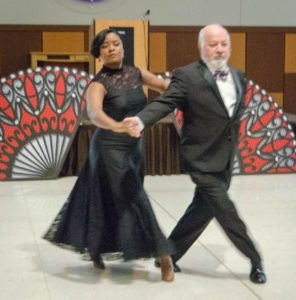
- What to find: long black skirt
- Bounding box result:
[43,129,174,262]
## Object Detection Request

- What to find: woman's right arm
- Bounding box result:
[86,82,127,133]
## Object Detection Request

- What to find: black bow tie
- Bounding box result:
[213,70,229,81]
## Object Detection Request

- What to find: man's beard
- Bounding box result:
[208,58,228,70]
[201,53,230,70]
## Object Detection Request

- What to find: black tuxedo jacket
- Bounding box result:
[138,60,246,173]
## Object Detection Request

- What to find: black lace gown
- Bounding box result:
[43,65,174,262]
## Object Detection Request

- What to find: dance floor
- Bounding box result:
[0,173,295,300]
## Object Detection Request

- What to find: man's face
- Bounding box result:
[200,26,231,69]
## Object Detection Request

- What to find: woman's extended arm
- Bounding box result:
[140,68,169,93]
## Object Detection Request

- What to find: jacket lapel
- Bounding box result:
[229,68,244,117]
[197,61,229,114]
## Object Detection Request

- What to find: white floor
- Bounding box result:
[0,173,295,300]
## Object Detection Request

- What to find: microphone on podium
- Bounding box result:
[142,9,150,19]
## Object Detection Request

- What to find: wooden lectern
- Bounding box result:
[90,19,149,74]
[30,52,93,73]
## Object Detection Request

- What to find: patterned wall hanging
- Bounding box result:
[0,66,92,180]
[171,80,296,174]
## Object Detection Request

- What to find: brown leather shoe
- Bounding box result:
[155,258,181,272]
[93,257,105,270]
[160,256,174,282]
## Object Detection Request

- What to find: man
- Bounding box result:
[124,24,266,284]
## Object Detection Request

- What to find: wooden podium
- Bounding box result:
[30,52,93,73]
[90,19,149,73]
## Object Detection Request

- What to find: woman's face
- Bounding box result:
[99,32,124,68]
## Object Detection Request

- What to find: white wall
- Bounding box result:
[1,0,296,26]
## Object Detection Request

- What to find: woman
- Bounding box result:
[43,28,174,282]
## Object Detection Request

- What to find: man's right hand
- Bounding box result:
[123,117,143,138]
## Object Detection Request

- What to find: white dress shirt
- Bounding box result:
[209,67,237,117]
[216,73,237,117]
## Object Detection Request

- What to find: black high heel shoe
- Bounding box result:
[92,256,105,270]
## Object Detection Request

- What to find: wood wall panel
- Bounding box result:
[269,93,284,107]
[0,25,89,78]
[43,32,85,52]
[229,33,246,71]
[166,32,199,70]
[149,32,167,73]
[246,32,284,92]
[284,74,296,114]
[0,31,42,77]
[285,34,296,73]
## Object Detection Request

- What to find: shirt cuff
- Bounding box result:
[135,116,144,131]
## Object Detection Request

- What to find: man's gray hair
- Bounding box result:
[198,24,231,48]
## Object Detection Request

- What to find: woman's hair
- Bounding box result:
[90,28,121,58]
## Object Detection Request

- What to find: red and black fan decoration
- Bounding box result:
[235,80,296,174]
[171,79,296,175]
[0,66,92,180]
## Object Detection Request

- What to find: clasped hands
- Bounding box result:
[114,117,142,138]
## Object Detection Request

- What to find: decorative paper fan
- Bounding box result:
[171,80,296,175]
[0,66,92,180]
[235,80,296,174]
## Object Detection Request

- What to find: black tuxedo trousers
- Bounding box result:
[169,170,262,267]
